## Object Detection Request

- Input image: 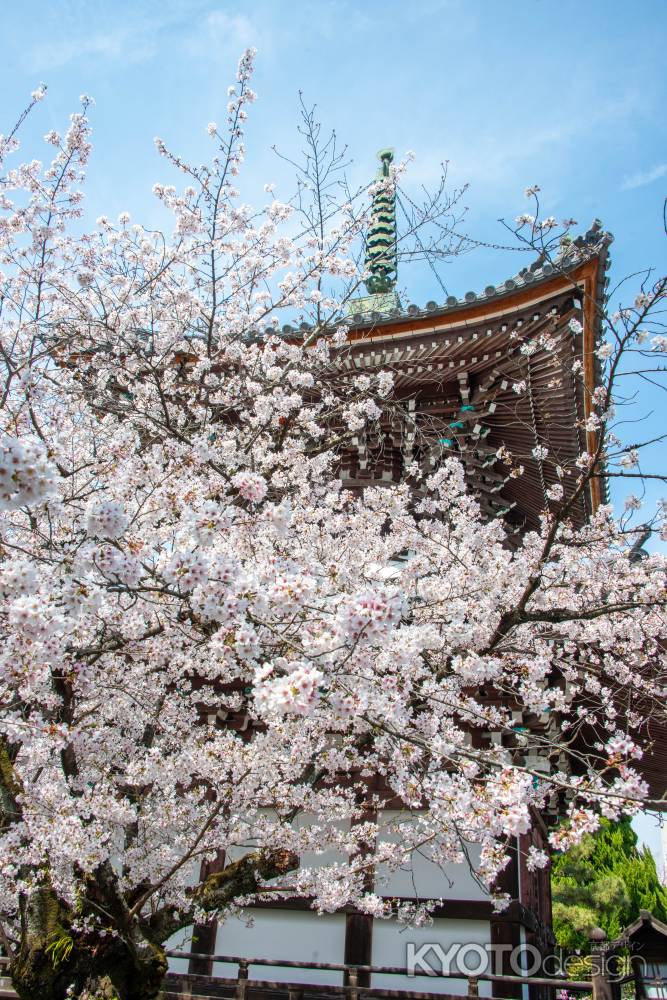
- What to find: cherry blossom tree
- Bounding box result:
[0,53,666,1000]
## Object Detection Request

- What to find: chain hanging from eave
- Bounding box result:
[395,188,450,299]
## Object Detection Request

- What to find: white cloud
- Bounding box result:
[401,92,643,193]
[621,163,667,191]
[184,10,270,58]
[27,27,156,71]
[19,1,211,72]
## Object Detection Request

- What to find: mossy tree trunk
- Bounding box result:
[9,880,167,1000]
[11,936,167,1000]
[6,851,297,1000]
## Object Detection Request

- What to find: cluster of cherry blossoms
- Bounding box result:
[0,434,57,510]
[0,53,665,985]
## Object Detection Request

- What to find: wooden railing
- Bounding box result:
[2,948,652,1000]
[164,950,594,1000]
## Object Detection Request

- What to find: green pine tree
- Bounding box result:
[551,818,667,952]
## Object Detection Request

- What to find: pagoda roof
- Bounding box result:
[345,220,612,333]
[334,224,612,537]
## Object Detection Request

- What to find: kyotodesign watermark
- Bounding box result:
[406,942,642,981]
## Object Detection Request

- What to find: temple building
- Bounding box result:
[166,152,667,1000]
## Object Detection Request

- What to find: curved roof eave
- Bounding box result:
[346,229,612,341]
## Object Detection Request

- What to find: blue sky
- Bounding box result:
[3,0,666,862]
[3,0,666,294]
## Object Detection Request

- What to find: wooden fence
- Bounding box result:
[162,951,596,1000]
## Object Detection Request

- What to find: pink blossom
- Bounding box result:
[232,471,268,503]
[86,500,129,539]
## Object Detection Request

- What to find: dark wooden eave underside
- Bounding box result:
[339,255,607,533]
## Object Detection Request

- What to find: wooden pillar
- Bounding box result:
[520,816,557,1000]
[590,928,614,1000]
[344,911,373,988]
[344,781,377,988]
[188,850,226,977]
[235,959,249,1000]
[490,836,522,1000]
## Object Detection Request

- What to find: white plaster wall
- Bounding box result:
[212,910,346,985]
[165,809,493,986]
[165,927,193,975]
[292,811,351,870]
[372,918,492,996]
[222,807,274,863]
[163,857,198,974]
[375,810,491,902]
[165,811,349,979]
[223,809,350,870]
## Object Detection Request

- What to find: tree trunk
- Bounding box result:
[10,922,168,1000]
[7,850,298,999]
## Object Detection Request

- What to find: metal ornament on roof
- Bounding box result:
[364,148,398,295]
